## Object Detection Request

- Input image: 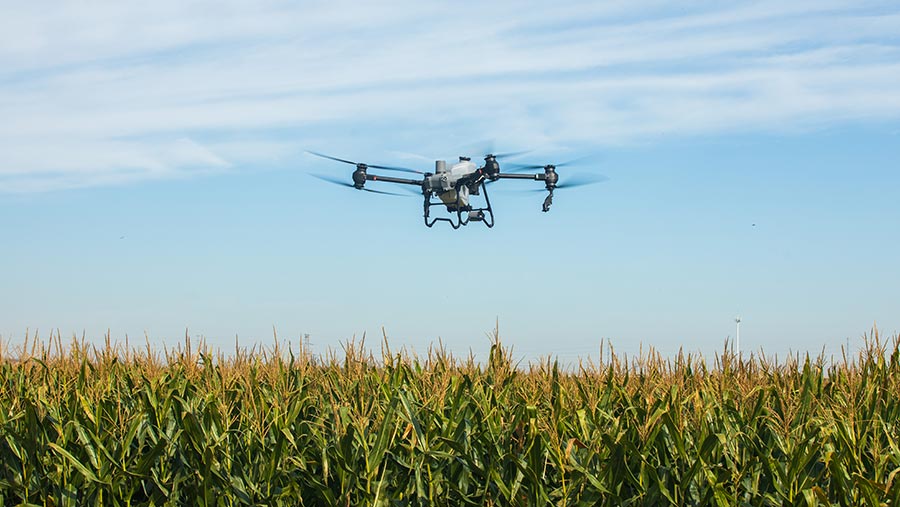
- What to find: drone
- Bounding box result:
[307,149,606,229]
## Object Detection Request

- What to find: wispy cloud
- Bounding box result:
[1,0,899,191]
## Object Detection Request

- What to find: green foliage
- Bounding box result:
[1,330,899,505]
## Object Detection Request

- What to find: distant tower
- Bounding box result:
[734,316,742,354]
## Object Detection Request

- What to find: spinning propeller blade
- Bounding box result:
[307,151,358,166]
[488,150,531,160]
[505,156,593,173]
[398,184,427,195]
[527,173,609,191]
[306,151,423,174]
[367,163,424,174]
[555,173,609,189]
[457,139,494,160]
[452,139,528,161]
[310,174,409,196]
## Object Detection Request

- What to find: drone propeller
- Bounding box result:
[455,139,494,161]
[307,151,424,174]
[398,184,428,195]
[528,173,609,190]
[448,139,530,161]
[310,174,409,196]
[485,150,531,160]
[505,156,592,173]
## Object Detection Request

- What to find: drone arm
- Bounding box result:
[366,174,423,186]
[495,173,546,181]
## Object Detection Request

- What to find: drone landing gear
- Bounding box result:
[424,181,495,229]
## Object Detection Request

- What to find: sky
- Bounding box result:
[2,0,899,363]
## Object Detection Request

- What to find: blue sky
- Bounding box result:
[2,1,899,362]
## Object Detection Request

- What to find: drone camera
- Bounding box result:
[468,210,485,221]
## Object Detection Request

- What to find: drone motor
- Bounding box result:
[352,164,367,189]
[543,165,559,190]
[483,154,501,180]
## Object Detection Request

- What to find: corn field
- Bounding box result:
[1,330,899,506]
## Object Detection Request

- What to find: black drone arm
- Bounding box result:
[494,173,546,181]
[366,174,423,186]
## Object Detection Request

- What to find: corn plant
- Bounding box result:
[0,329,898,506]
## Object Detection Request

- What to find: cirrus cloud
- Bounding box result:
[1,0,899,192]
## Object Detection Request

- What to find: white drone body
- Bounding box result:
[425,158,480,207]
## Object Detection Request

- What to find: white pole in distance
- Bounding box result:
[734,316,742,356]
